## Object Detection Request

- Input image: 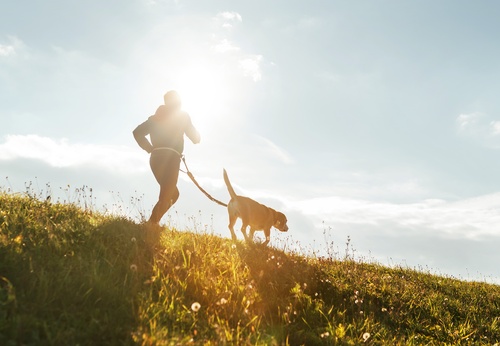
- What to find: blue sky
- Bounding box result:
[1,0,500,283]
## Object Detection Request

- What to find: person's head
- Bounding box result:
[163,90,181,110]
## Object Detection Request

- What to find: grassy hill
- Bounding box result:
[1,192,499,345]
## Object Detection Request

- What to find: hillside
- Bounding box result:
[1,192,499,345]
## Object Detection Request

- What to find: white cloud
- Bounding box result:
[456,112,500,148]
[0,36,25,58]
[291,192,500,239]
[214,11,242,29]
[217,11,242,22]
[0,135,146,174]
[206,12,264,82]
[456,112,482,133]
[491,121,500,135]
[239,55,263,82]
[212,39,240,53]
[0,44,15,57]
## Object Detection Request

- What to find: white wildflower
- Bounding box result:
[191,302,201,312]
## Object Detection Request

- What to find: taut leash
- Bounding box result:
[180,156,228,207]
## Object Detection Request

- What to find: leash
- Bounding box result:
[180,155,228,207]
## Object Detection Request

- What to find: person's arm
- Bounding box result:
[184,114,201,144]
[133,119,154,153]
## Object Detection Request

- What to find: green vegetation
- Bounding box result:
[1,192,499,345]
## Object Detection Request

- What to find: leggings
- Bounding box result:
[149,149,181,224]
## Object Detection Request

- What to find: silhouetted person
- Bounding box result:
[133,90,200,225]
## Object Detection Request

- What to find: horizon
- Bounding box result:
[1,0,500,284]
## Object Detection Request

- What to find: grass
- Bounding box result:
[1,191,500,345]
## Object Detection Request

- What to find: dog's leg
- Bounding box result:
[248,228,256,243]
[228,214,238,241]
[241,223,250,242]
[262,228,271,246]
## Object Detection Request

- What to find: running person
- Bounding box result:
[133,90,200,225]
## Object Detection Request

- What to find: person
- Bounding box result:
[133,90,200,226]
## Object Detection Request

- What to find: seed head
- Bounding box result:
[191,302,201,312]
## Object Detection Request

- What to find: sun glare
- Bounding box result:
[173,65,234,135]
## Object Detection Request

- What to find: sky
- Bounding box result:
[1,0,500,283]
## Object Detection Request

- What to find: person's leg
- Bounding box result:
[149,185,179,224]
[148,151,181,224]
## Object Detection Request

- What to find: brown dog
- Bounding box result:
[223,169,288,245]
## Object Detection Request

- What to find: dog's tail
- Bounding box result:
[223,169,237,200]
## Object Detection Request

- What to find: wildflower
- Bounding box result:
[362,332,370,342]
[231,244,236,249]
[131,237,137,243]
[359,311,364,315]
[130,264,138,272]
[218,298,228,305]
[320,332,330,338]
[191,302,201,312]
[381,307,388,312]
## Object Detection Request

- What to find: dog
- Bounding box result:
[223,169,288,245]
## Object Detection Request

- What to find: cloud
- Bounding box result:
[0,36,25,58]
[0,44,15,57]
[204,12,265,82]
[292,192,500,239]
[0,135,146,174]
[492,121,500,135]
[456,112,500,148]
[215,11,243,29]
[212,39,240,53]
[239,55,263,82]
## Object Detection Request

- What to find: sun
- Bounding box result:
[172,64,234,135]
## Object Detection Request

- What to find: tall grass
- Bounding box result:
[1,192,499,345]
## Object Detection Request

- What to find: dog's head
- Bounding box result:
[273,211,289,232]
